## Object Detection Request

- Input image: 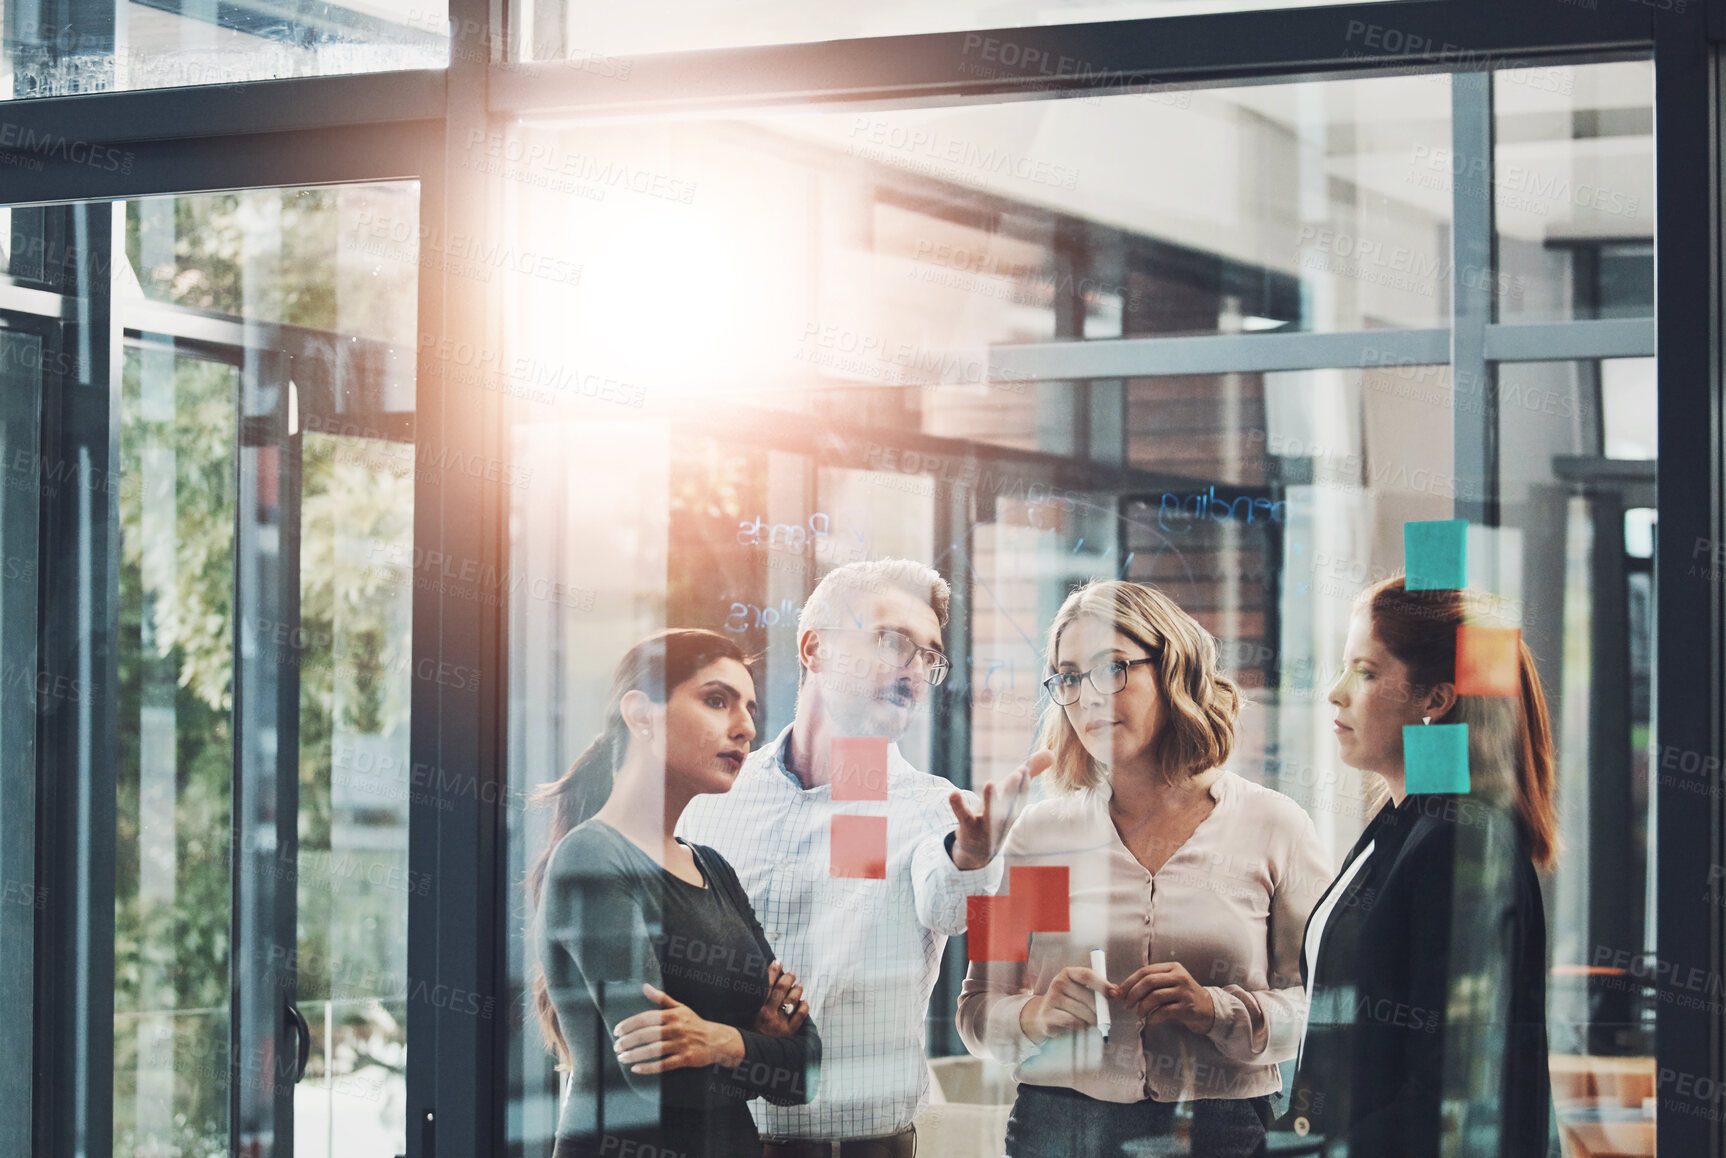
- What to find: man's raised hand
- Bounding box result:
[948,750,1053,870]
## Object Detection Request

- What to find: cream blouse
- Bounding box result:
[956,770,1333,1103]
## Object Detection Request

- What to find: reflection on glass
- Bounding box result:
[1,0,447,100]
[1496,60,1654,324]
[129,185,423,348]
[114,347,238,1158]
[1601,358,1656,461]
[99,183,418,1158]
[1496,358,1656,1157]
[501,68,1657,1158]
[294,428,414,1158]
[492,74,1454,436]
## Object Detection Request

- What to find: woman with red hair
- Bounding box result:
[1282,577,1558,1158]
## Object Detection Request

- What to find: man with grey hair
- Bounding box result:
[680,558,1042,1158]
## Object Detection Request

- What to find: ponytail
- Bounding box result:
[525,726,623,1071]
[1510,644,1558,869]
[526,724,624,911]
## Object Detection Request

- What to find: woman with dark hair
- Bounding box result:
[957,580,1330,1158]
[1283,577,1558,1158]
[527,629,821,1158]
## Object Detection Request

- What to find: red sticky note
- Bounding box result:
[966,894,1028,962]
[831,737,889,801]
[830,815,888,878]
[1456,625,1520,697]
[1010,866,1070,933]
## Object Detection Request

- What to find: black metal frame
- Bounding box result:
[28,200,122,1158]
[2,0,1719,1155]
[1652,11,1722,1157]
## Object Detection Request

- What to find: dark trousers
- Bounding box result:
[1005,1083,1272,1158]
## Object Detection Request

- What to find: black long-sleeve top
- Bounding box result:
[1283,793,1556,1158]
[535,819,821,1158]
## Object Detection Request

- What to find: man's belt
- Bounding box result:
[761,1125,916,1158]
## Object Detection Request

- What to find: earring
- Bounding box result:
[1422,716,1432,726]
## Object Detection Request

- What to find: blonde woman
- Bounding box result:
[957,581,1330,1157]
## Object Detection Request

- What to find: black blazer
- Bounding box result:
[1282,793,1556,1158]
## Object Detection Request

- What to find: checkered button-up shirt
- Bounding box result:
[678,723,1003,1140]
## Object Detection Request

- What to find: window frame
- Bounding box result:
[2,0,1719,1155]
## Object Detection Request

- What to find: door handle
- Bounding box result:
[286,1001,311,1083]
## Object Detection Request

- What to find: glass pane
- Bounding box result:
[0,0,447,100]
[487,75,1451,445]
[504,74,1658,1158]
[510,0,1417,59]
[114,345,238,1158]
[1600,357,1655,460]
[114,346,239,1158]
[1495,359,1656,1153]
[293,421,415,1158]
[1496,60,1654,324]
[69,180,420,1158]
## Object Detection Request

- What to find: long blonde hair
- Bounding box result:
[1037,580,1241,792]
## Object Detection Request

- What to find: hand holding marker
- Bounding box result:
[1091,948,1111,1041]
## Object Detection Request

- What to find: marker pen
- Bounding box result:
[1090,947,1111,1041]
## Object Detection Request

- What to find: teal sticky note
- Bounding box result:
[1404,723,1470,794]
[1404,519,1468,590]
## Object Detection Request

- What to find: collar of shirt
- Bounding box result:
[1088,766,1235,816]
